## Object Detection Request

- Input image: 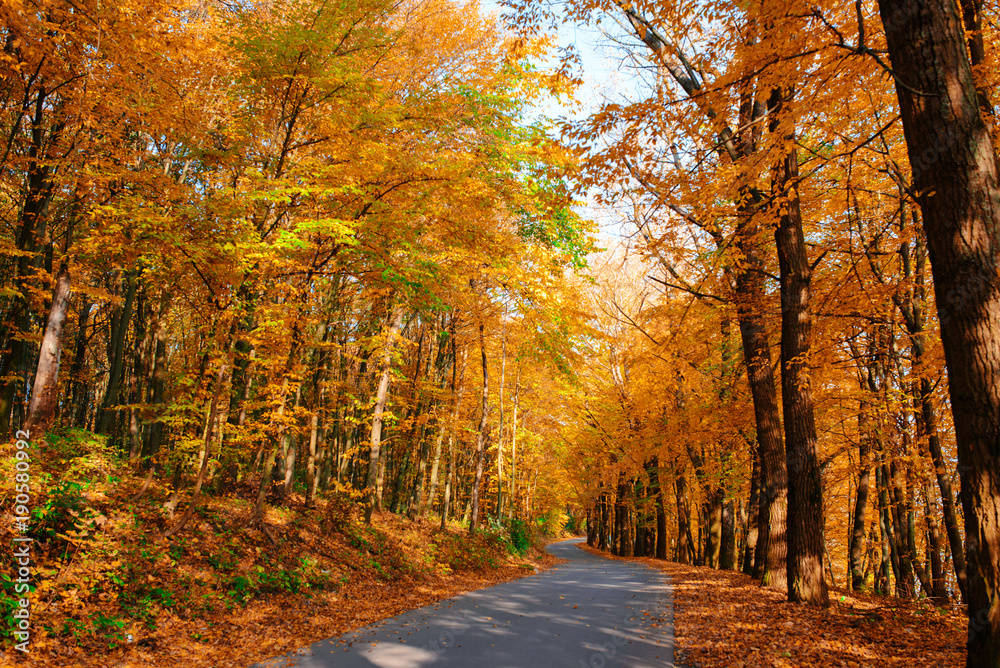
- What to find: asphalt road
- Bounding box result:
[254,537,676,668]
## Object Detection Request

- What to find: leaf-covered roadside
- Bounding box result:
[0,446,560,668]
[577,544,965,667]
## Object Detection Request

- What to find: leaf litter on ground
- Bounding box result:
[577,544,965,667]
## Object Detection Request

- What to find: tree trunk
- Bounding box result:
[877,0,1000,659]
[738,263,789,591]
[720,499,736,570]
[599,490,610,551]
[888,455,919,599]
[364,305,404,524]
[675,473,690,564]
[425,415,447,515]
[508,368,520,520]
[617,475,633,557]
[24,266,71,438]
[851,401,873,591]
[97,271,137,435]
[612,1,789,590]
[407,423,431,519]
[877,462,902,594]
[143,314,169,460]
[425,324,456,516]
[305,321,331,509]
[743,446,760,575]
[495,324,506,520]
[469,322,490,535]
[440,346,467,529]
[0,90,63,437]
[923,481,949,601]
[305,409,322,508]
[252,376,288,522]
[280,386,302,499]
[770,87,828,607]
[899,232,970,601]
[649,457,668,559]
[67,295,92,429]
[705,489,723,568]
[128,292,151,461]
[441,430,455,530]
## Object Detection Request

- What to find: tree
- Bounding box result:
[876,0,1000,662]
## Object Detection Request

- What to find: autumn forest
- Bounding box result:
[3,0,1000,666]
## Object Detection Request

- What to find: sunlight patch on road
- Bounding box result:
[362,644,437,668]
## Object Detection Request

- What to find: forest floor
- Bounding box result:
[0,431,560,667]
[578,544,966,667]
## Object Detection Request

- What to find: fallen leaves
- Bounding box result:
[577,544,966,667]
[1,487,558,668]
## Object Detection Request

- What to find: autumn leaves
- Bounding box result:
[497,2,1000,665]
[2,0,590,570]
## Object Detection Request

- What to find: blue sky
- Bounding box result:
[481,1,625,121]
[480,1,644,237]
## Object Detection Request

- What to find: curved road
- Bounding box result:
[255,538,676,668]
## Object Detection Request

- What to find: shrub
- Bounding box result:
[506,518,533,556]
[431,531,500,572]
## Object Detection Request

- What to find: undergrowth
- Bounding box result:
[0,428,546,657]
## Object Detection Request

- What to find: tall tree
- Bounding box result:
[877,0,1000,661]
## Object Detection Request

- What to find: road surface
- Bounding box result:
[255,537,676,668]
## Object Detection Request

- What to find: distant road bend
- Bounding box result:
[255,537,676,668]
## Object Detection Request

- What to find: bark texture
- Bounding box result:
[851,402,872,591]
[24,267,71,437]
[877,0,1000,659]
[770,87,828,606]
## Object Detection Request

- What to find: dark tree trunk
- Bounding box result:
[958,0,990,113]
[0,90,63,437]
[408,403,434,519]
[770,88,828,606]
[97,271,137,435]
[129,290,150,460]
[598,490,610,551]
[888,457,917,598]
[705,489,723,568]
[67,295,91,428]
[305,322,331,509]
[743,447,760,575]
[649,457,668,559]
[675,474,690,564]
[924,481,949,601]
[924,387,970,601]
[737,269,789,590]
[877,0,1000,659]
[587,507,596,547]
[720,499,736,571]
[617,475,633,558]
[878,463,902,594]
[440,344,467,529]
[614,1,789,591]
[428,325,461,517]
[896,234,969,601]
[851,402,873,591]
[143,315,169,460]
